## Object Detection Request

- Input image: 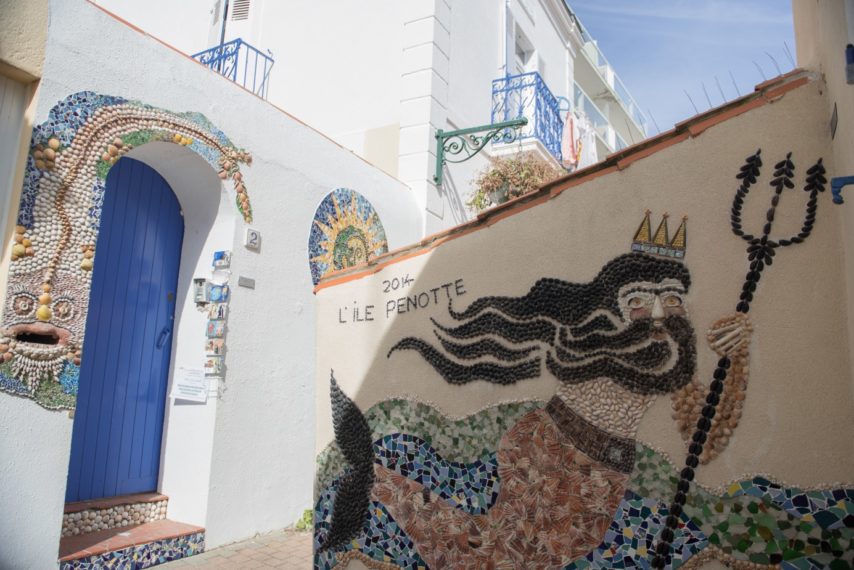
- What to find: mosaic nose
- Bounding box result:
[651,296,665,323]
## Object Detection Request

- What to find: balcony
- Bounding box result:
[192,38,274,99]
[568,10,648,137]
[491,71,563,163]
[573,82,618,154]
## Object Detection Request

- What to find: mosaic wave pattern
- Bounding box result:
[1,91,251,410]
[308,188,389,286]
[315,477,427,570]
[315,399,540,498]
[374,433,499,515]
[316,399,853,568]
[723,479,854,531]
[59,531,204,569]
[629,446,854,566]
[566,492,708,569]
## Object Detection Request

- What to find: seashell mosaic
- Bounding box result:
[1,91,251,410]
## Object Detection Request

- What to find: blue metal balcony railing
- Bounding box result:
[491,71,563,162]
[192,38,274,99]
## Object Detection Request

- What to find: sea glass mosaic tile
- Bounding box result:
[374,433,500,515]
[59,531,204,569]
[315,479,427,570]
[565,491,707,569]
[316,397,854,568]
[315,399,539,499]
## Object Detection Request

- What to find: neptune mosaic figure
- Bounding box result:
[318,252,753,568]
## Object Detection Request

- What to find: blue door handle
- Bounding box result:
[156,326,172,349]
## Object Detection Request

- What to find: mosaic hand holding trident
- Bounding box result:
[652,150,828,568]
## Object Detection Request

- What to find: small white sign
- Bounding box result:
[170,367,208,403]
[244,227,261,251]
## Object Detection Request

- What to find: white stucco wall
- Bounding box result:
[0,1,422,567]
[257,1,403,155]
[91,0,219,56]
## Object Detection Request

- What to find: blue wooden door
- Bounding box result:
[66,158,184,502]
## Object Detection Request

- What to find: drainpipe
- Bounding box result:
[504,0,511,77]
[217,0,230,72]
[847,0,854,83]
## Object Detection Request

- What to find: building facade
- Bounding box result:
[91,0,648,234]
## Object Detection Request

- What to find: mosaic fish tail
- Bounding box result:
[320,371,375,552]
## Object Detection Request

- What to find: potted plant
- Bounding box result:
[468,152,562,212]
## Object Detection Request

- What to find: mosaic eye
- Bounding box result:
[52,299,74,321]
[662,294,683,308]
[12,294,36,317]
[626,295,646,309]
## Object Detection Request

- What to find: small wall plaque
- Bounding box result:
[238,276,255,289]
[244,227,261,251]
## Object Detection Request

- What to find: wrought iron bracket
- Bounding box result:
[433,118,528,187]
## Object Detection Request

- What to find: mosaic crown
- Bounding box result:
[631,210,687,259]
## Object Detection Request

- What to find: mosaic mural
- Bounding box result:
[315,152,851,568]
[0,91,251,410]
[316,399,854,569]
[309,188,389,286]
[59,531,204,569]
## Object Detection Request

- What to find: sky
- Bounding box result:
[568,0,796,135]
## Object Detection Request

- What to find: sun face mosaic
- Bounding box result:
[0,91,251,410]
[308,188,388,286]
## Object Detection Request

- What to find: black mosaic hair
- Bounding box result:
[448,252,691,326]
[389,252,695,392]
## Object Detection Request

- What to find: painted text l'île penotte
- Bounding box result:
[337,278,467,324]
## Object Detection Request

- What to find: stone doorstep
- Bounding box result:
[58,519,204,563]
[64,492,168,513]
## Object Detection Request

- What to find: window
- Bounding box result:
[514,27,536,75]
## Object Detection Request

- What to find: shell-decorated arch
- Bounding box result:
[0,91,252,410]
[308,188,389,287]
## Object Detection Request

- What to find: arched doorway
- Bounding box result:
[65,157,184,501]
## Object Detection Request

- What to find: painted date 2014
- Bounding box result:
[382,274,414,293]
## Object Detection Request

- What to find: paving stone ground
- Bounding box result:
[164,529,313,569]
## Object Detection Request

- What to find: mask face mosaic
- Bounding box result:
[0,91,251,410]
[314,154,853,569]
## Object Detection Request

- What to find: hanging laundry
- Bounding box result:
[560,111,581,169]
[575,112,599,169]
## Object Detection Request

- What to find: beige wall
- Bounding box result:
[316,77,852,489]
[0,0,48,82]
[793,0,854,397]
[0,0,45,310]
[0,80,39,316]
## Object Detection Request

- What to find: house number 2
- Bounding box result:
[244,228,261,251]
